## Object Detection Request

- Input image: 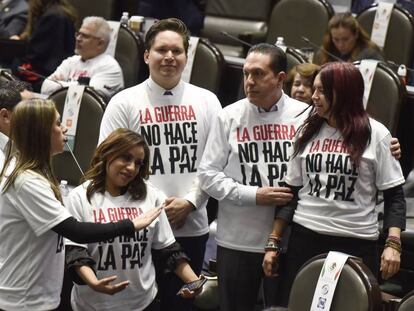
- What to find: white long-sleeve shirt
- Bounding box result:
[99,78,222,237]
[41,53,124,101]
[198,94,309,253]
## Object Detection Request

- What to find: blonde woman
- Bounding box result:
[0,99,161,310]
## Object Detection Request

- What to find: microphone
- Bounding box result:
[301,36,344,63]
[18,66,64,87]
[65,141,85,176]
[220,31,252,48]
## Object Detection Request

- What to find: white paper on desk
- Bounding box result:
[62,85,84,151]
[182,36,200,83]
[106,21,120,57]
[371,2,394,49]
[310,251,350,311]
[359,60,379,109]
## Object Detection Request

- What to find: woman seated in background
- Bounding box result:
[264,62,405,305]
[13,0,77,89]
[0,99,162,310]
[314,12,383,65]
[66,128,203,311]
[285,63,320,105]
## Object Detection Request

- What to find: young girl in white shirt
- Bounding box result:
[66,128,203,311]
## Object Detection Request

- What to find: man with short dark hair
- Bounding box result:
[198,43,309,311]
[41,16,123,100]
[99,18,222,311]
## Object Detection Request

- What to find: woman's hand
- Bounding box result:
[263,250,279,277]
[177,275,206,298]
[90,275,130,295]
[380,246,401,280]
[132,207,162,231]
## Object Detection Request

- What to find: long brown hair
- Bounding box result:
[82,129,150,203]
[319,12,381,64]
[1,99,62,202]
[293,62,371,166]
[21,0,77,39]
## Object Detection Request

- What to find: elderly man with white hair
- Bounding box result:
[41,16,124,100]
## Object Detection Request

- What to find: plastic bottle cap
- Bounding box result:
[60,180,68,185]
[398,65,407,76]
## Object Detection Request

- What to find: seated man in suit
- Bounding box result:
[41,16,124,101]
[0,0,28,38]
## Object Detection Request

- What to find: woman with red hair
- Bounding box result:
[263,62,405,305]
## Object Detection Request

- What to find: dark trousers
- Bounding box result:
[217,246,265,311]
[157,233,208,311]
[279,222,379,306]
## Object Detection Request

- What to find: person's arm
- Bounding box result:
[263,185,300,277]
[89,58,124,100]
[390,137,401,160]
[380,185,406,280]
[0,7,27,38]
[74,265,130,295]
[52,207,162,243]
[40,58,72,95]
[198,112,292,207]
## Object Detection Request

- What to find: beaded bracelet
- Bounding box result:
[385,236,402,253]
[265,235,282,252]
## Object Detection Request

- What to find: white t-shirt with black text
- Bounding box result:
[0,171,72,310]
[286,118,405,240]
[66,181,175,311]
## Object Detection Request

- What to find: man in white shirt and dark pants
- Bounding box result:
[41,16,124,101]
[99,18,222,311]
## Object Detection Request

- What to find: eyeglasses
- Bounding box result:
[75,31,100,40]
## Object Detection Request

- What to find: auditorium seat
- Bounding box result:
[114,24,146,88]
[357,3,414,67]
[200,0,275,57]
[50,87,106,186]
[190,38,225,95]
[288,253,382,311]
[397,289,414,310]
[354,61,406,136]
[266,0,334,49]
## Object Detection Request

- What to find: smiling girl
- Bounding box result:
[65,128,202,311]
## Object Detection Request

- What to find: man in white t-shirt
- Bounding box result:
[0,82,21,171]
[41,16,124,101]
[99,18,222,311]
[198,44,311,311]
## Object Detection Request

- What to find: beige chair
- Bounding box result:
[190,38,225,95]
[0,70,17,83]
[288,253,382,311]
[397,290,414,311]
[114,24,146,88]
[354,61,406,136]
[266,0,334,49]
[50,87,106,186]
[201,0,275,57]
[357,4,414,67]
[68,0,117,21]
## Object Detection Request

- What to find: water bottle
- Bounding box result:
[120,12,129,26]
[59,180,69,198]
[275,36,287,52]
[398,64,407,86]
